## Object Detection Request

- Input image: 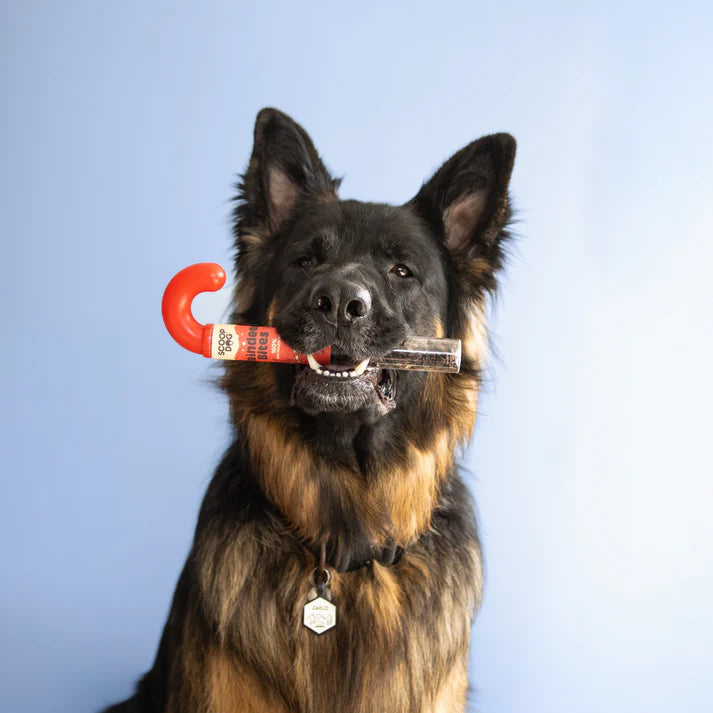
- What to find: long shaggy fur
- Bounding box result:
[104,108,516,713]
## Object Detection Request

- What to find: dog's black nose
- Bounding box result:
[311,280,372,325]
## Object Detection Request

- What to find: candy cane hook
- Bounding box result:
[161,262,226,357]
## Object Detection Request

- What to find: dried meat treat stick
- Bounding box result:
[370,337,461,373]
[162,263,461,373]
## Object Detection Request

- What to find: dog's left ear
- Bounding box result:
[411,133,516,268]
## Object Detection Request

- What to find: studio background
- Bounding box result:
[1,2,711,712]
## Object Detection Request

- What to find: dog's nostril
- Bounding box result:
[316,295,332,313]
[343,287,371,321]
[346,298,367,319]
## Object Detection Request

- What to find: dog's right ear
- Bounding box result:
[236,108,339,237]
[232,109,338,315]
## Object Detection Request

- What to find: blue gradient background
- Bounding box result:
[2,2,712,711]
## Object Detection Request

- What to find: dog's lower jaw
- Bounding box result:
[290,366,396,422]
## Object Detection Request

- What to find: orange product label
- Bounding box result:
[209,325,330,365]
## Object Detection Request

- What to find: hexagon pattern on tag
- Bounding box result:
[303,596,336,634]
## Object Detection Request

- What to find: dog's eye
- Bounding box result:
[297,257,313,269]
[390,264,413,278]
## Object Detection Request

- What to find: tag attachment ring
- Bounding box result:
[309,567,331,588]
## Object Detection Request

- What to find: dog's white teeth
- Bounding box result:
[309,355,370,378]
[353,358,370,376]
[307,354,322,373]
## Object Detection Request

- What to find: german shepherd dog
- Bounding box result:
[105,108,516,713]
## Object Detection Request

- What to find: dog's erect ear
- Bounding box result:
[232,109,338,315]
[239,108,338,235]
[411,134,516,261]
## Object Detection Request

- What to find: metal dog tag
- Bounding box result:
[303,595,336,635]
[304,550,335,634]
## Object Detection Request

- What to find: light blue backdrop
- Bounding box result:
[1,2,711,711]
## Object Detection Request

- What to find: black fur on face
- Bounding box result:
[271,200,449,421]
[230,108,515,434]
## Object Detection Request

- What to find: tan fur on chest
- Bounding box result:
[201,651,467,713]
[194,518,481,713]
[205,649,290,713]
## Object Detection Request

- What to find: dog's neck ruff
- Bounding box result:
[271,503,406,573]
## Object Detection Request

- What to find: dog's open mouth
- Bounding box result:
[291,353,397,418]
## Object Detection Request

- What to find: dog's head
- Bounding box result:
[227,108,515,441]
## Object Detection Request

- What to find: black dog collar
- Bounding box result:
[307,542,404,573]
